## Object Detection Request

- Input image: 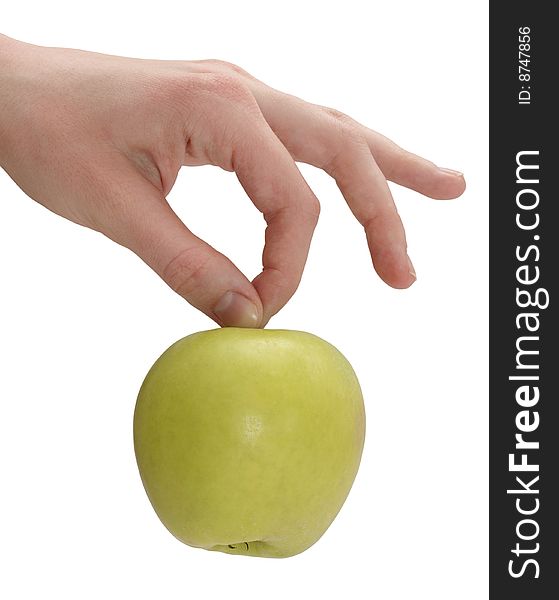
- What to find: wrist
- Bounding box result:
[0,34,24,69]
[0,34,32,167]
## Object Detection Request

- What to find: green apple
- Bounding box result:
[133,328,365,558]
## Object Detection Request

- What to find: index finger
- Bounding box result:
[233,114,320,326]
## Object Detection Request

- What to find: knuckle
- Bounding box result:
[338,119,364,144]
[162,246,214,297]
[362,212,382,231]
[305,196,321,224]
[324,122,366,173]
[266,265,299,303]
[198,58,230,69]
[197,72,256,107]
[154,72,255,112]
[320,106,365,149]
[204,59,253,79]
[321,105,351,124]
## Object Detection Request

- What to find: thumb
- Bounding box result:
[100,180,263,328]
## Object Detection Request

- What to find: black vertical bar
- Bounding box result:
[490,2,557,598]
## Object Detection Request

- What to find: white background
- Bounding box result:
[0,1,488,598]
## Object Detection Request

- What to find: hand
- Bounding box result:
[0,34,465,327]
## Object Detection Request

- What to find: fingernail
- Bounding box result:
[439,167,464,177]
[213,291,260,328]
[407,255,417,281]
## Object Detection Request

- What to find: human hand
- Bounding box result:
[0,34,465,327]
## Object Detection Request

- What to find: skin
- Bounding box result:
[0,33,465,328]
[134,328,366,558]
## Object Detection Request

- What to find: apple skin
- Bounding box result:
[134,328,365,558]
